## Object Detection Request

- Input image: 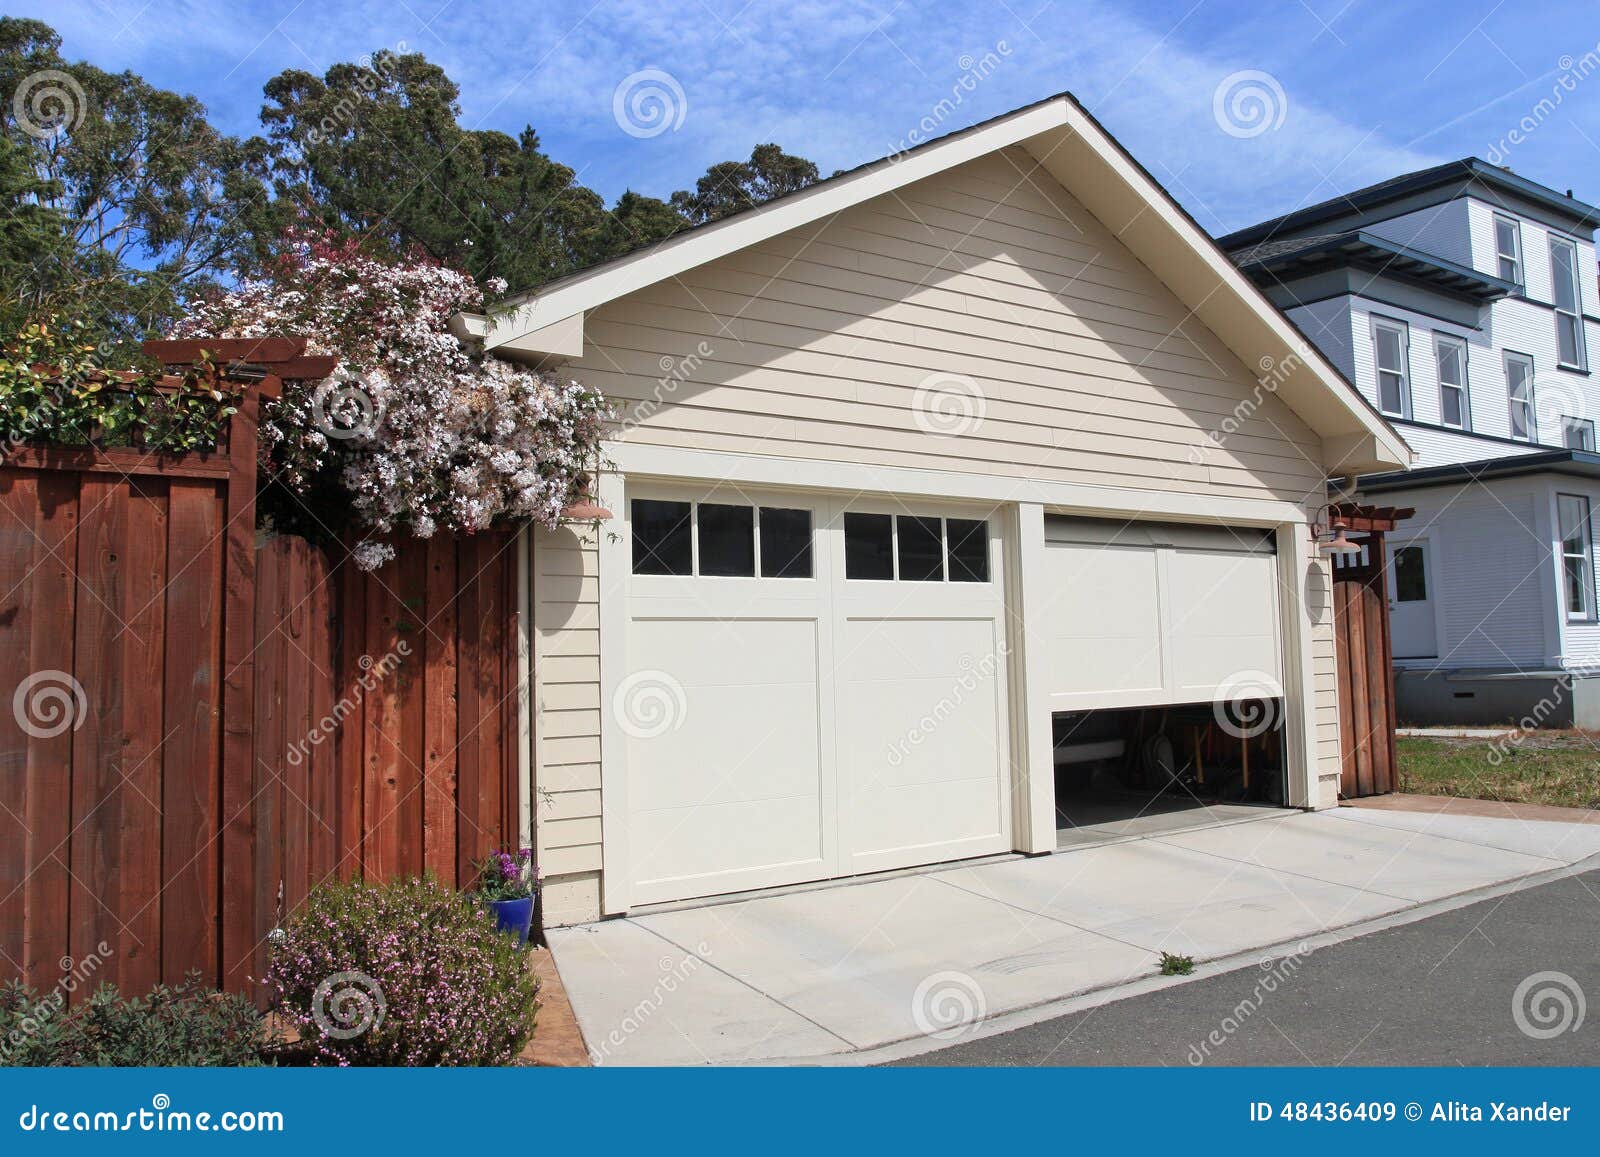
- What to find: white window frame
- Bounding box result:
[1549,235,1588,371]
[1505,351,1536,441]
[1433,333,1470,430]
[1563,417,1596,451]
[1370,317,1412,419]
[1557,493,1596,622]
[1493,214,1523,285]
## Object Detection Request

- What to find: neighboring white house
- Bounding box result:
[460,94,1409,925]
[1222,160,1600,727]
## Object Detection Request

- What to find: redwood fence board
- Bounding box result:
[1,377,527,1001]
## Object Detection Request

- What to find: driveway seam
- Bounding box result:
[628,919,860,1052]
[1325,806,1588,862]
[1143,830,1426,904]
[929,873,1162,956]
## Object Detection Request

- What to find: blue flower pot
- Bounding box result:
[487,896,535,947]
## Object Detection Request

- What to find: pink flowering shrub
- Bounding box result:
[173,233,608,568]
[264,876,539,1066]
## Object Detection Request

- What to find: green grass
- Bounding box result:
[1396,735,1600,810]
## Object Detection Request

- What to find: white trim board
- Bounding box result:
[605,441,1312,528]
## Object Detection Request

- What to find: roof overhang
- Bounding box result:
[461,94,1411,475]
[1236,232,1518,303]
[1357,448,1600,494]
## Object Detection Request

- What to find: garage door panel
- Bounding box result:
[1165,550,1282,696]
[838,617,1008,871]
[1046,544,1165,701]
[626,615,828,900]
[631,795,829,893]
[1045,519,1283,709]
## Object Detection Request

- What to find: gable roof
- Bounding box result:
[1218,158,1600,252]
[460,93,1410,474]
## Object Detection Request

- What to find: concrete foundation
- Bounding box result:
[1394,669,1600,729]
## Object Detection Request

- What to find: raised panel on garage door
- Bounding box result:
[1164,548,1281,700]
[1044,542,1165,708]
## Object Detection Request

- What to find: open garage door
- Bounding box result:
[1044,518,1283,710]
[619,487,1011,906]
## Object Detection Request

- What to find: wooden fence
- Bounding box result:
[0,343,525,1001]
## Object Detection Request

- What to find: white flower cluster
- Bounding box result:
[173,238,608,568]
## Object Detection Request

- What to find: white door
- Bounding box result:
[1388,540,1438,659]
[619,487,1010,906]
[1044,518,1283,708]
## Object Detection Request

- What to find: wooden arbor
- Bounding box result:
[1329,503,1413,798]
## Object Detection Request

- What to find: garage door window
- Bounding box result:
[634,499,814,578]
[632,499,693,574]
[697,503,755,576]
[843,513,990,582]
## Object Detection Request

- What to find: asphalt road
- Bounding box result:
[893,867,1600,1066]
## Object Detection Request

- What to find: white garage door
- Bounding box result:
[618,487,1011,905]
[1044,518,1283,710]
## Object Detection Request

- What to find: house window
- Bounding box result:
[1493,215,1522,285]
[1557,493,1595,621]
[1549,236,1587,370]
[1393,545,1427,603]
[1563,417,1596,451]
[1371,319,1411,418]
[1434,334,1470,429]
[634,499,814,578]
[1505,352,1536,441]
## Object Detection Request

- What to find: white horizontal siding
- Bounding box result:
[1365,200,1473,267]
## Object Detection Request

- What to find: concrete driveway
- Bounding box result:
[547,806,1600,1065]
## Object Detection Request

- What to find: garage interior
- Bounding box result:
[1052,702,1287,849]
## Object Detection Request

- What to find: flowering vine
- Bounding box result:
[173,232,607,567]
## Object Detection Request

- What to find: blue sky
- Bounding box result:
[17,0,1600,235]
